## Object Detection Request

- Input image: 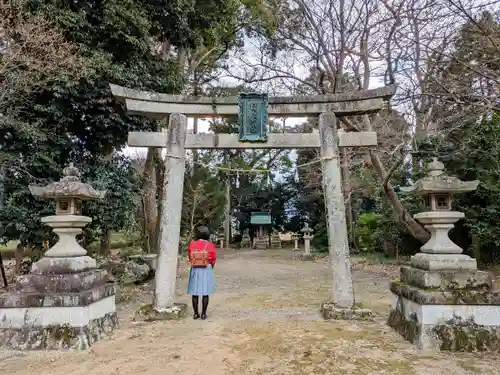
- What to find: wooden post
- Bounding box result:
[318,112,355,309]
[154,113,187,311]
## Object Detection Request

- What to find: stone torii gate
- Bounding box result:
[110,84,395,319]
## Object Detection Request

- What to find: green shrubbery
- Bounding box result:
[355,213,383,253]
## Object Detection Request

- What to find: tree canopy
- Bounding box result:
[1,0,500,269]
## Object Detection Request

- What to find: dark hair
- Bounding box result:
[195,226,210,241]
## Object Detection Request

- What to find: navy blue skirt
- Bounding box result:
[187,265,216,296]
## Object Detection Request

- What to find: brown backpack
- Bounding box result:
[190,241,209,267]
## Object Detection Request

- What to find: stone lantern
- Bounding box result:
[270,228,282,248]
[300,223,314,261]
[217,227,225,249]
[292,232,300,251]
[241,228,251,248]
[0,164,118,351]
[29,163,106,258]
[387,158,500,352]
[400,157,478,260]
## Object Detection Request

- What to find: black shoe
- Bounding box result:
[201,313,207,320]
[193,313,200,320]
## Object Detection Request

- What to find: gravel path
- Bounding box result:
[2,249,500,375]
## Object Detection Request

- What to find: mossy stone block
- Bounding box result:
[321,302,372,320]
[134,303,187,322]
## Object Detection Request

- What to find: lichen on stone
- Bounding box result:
[321,302,372,320]
[387,308,420,344]
[134,303,187,322]
[432,314,500,352]
[46,323,75,348]
[0,312,118,350]
[390,280,500,305]
[138,303,154,315]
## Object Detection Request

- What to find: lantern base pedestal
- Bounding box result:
[410,253,477,271]
[30,256,97,274]
[0,295,117,350]
[400,266,491,289]
[299,253,315,261]
[0,256,117,350]
[414,211,465,255]
[388,281,500,352]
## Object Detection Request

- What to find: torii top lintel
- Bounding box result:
[109,84,396,118]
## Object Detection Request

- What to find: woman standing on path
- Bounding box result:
[187,226,216,320]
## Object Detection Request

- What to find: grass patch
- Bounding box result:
[226,284,331,309]
[0,231,142,260]
[225,282,391,315]
[87,232,142,254]
[349,357,414,374]
[0,241,22,255]
[459,359,482,374]
[224,320,416,374]
[352,253,410,265]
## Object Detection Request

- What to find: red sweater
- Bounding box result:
[188,240,217,268]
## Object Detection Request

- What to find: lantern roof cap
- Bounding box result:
[29,163,106,201]
[400,157,479,196]
[301,222,313,233]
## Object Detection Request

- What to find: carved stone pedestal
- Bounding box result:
[389,249,500,352]
[388,250,500,352]
[0,256,117,350]
[388,270,500,351]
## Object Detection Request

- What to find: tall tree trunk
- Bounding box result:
[0,251,7,287]
[368,150,430,243]
[142,148,158,253]
[192,117,199,174]
[14,243,23,276]
[100,229,111,256]
[340,149,355,246]
[471,234,481,265]
[177,48,187,75]
[351,116,431,244]
[153,148,165,254]
[0,165,6,285]
[140,198,150,253]
[224,181,231,246]
[0,165,4,214]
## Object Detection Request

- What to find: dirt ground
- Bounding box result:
[2,249,500,375]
